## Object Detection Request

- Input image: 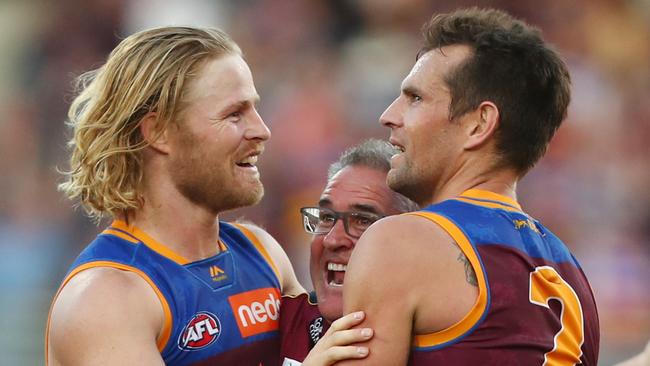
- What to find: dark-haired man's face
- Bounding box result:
[380,45,471,206]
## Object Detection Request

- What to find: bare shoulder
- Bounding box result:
[347,214,451,285]
[236,222,306,296]
[339,215,455,365]
[353,213,453,256]
[48,267,164,365]
[346,213,478,334]
[236,222,286,262]
[237,222,279,248]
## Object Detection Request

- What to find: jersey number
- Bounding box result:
[529,266,584,366]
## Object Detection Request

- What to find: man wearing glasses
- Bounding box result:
[279,139,418,365]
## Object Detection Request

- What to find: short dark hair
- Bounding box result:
[420,7,571,174]
[328,139,419,213]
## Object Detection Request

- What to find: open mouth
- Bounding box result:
[326,262,347,287]
[389,139,405,154]
[235,154,258,168]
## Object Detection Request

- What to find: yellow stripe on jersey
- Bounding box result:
[406,211,489,348]
[455,197,522,213]
[101,228,139,243]
[45,261,173,362]
[111,220,190,265]
[232,223,282,289]
[460,189,522,210]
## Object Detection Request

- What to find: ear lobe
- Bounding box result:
[464,102,499,150]
[139,112,170,154]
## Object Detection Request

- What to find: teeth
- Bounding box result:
[238,155,258,165]
[328,281,343,287]
[327,262,347,272]
[392,144,405,153]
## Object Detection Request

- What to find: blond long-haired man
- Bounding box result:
[47,26,364,366]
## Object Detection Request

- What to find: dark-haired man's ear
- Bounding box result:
[463,102,499,150]
[140,112,171,154]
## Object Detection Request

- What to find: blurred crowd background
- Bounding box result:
[0,0,648,364]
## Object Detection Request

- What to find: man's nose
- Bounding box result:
[246,108,271,141]
[322,219,354,249]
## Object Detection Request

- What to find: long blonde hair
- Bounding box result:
[59,26,241,222]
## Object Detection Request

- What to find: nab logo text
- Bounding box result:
[228,287,281,338]
[178,312,221,350]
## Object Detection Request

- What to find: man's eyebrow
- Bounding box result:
[402,85,421,97]
[350,203,381,215]
[318,198,332,207]
[225,95,261,111]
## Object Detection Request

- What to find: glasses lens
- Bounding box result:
[301,207,339,234]
[302,208,321,234]
[347,212,381,237]
[316,208,337,232]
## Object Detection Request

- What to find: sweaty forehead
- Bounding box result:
[319,166,395,214]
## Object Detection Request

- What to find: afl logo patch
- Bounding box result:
[178,312,221,350]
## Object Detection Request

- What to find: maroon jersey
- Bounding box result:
[408,190,599,365]
[279,293,330,364]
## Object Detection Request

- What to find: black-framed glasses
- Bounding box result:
[300,207,385,239]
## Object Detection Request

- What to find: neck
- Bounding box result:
[124,173,222,262]
[424,161,519,207]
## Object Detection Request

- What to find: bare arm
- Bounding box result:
[339,215,478,365]
[339,216,418,365]
[48,267,165,366]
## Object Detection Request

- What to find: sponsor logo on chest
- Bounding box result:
[309,316,325,347]
[178,312,221,351]
[228,287,281,338]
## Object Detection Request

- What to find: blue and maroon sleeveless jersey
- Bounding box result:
[407,189,599,366]
[279,292,329,364]
[47,220,282,366]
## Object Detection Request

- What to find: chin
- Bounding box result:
[234,184,265,207]
[318,301,343,324]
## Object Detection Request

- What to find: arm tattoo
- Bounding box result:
[456,251,478,287]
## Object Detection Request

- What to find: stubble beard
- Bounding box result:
[387,163,430,207]
[174,167,264,215]
[171,141,264,215]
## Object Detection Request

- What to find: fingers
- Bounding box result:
[327,311,366,332]
[302,345,370,366]
[301,312,374,366]
[325,328,373,348]
[324,345,370,362]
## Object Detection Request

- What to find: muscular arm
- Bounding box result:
[339,215,478,365]
[48,267,165,366]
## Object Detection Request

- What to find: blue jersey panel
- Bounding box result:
[65,221,282,366]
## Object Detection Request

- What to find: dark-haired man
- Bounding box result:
[342,8,600,365]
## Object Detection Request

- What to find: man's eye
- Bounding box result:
[351,215,376,227]
[229,111,242,119]
[320,214,336,223]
